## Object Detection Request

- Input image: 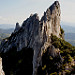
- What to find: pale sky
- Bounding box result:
[0,0,75,27]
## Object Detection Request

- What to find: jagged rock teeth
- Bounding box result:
[0,1,61,75]
[14,22,20,33]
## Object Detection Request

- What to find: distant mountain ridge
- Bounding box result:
[0,24,15,29]
[61,24,75,33]
[0,28,14,34]
[65,33,75,46]
[65,33,75,40]
[61,24,75,46]
[0,28,14,44]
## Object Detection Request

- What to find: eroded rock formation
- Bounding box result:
[0,1,62,75]
[0,57,5,75]
[14,22,20,33]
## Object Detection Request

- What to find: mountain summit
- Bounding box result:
[1,1,74,75]
[0,1,62,75]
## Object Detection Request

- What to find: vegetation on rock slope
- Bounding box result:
[41,34,75,75]
[0,33,10,44]
[1,33,75,75]
[0,28,14,44]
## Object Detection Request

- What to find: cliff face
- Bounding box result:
[0,1,62,75]
[0,57,5,75]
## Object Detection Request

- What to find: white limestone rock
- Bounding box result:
[0,1,62,75]
[0,57,5,75]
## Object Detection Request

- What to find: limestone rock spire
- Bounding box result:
[0,1,62,75]
[14,22,20,32]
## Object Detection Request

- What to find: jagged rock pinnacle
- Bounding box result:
[14,22,20,33]
[0,1,61,75]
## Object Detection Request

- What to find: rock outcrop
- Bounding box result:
[0,57,5,75]
[14,22,20,33]
[0,1,62,75]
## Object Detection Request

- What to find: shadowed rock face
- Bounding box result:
[0,1,61,75]
[14,22,20,33]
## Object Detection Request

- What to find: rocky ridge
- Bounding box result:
[0,1,62,75]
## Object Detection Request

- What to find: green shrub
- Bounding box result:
[52,41,61,48]
[51,34,75,55]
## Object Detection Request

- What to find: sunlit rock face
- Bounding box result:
[41,1,61,39]
[0,1,61,75]
[0,57,5,75]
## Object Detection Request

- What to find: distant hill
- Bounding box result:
[0,28,14,44]
[65,33,75,40]
[0,28,14,34]
[65,33,75,46]
[0,24,15,29]
[61,24,75,46]
[0,24,14,44]
[61,24,75,33]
